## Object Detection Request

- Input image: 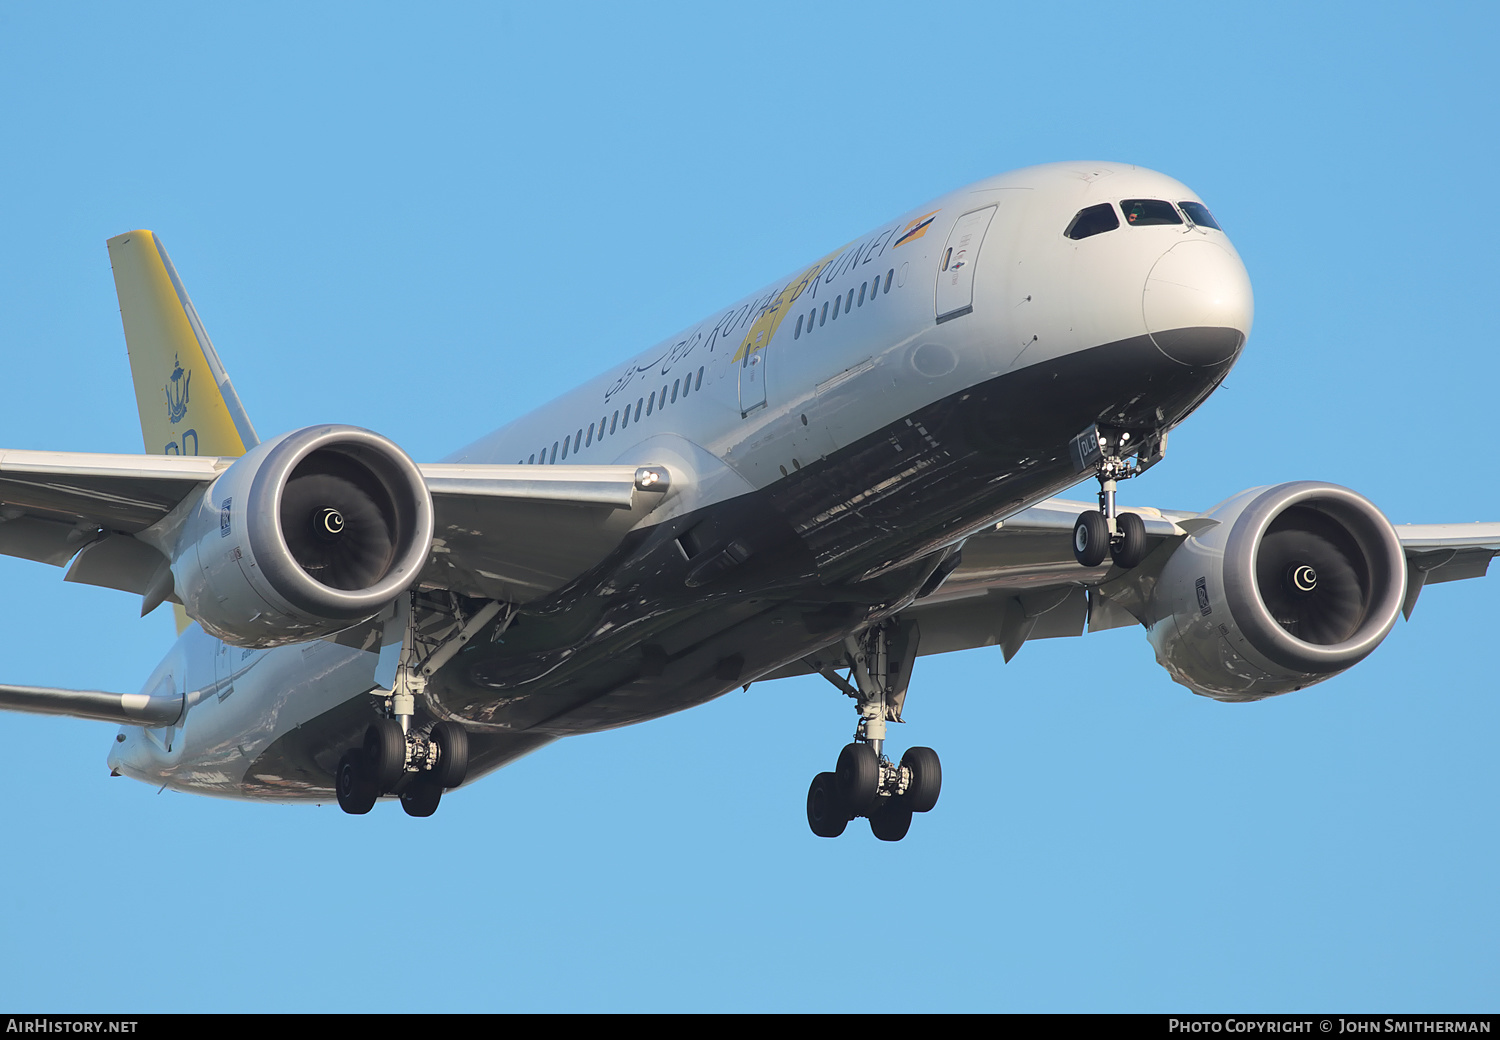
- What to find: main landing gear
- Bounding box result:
[1068,423,1165,570]
[336,719,469,818]
[805,622,941,842]
[336,592,505,817]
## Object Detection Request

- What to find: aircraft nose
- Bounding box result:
[1142,239,1254,366]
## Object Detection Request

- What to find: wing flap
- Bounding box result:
[0,514,93,567]
[419,464,672,602]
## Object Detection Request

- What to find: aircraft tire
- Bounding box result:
[431,721,469,789]
[1111,511,1148,568]
[806,771,848,838]
[900,746,942,813]
[364,719,406,793]
[1073,510,1110,567]
[869,803,913,842]
[836,742,880,817]
[336,749,377,815]
[400,776,442,818]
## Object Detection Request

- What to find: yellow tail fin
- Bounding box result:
[107,230,259,632]
[106,230,258,458]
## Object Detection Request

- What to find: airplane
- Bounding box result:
[2,161,1496,840]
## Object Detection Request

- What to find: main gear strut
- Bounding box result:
[336,592,508,817]
[803,620,941,842]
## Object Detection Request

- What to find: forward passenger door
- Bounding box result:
[935,205,996,323]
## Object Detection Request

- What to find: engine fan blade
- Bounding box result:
[1256,522,1367,645]
[280,473,396,590]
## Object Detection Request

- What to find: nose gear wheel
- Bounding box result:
[1068,424,1164,571]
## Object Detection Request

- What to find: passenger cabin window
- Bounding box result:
[1064,203,1121,240]
[795,314,804,339]
[1120,199,1182,226]
[885,268,893,292]
[561,435,569,459]
[611,410,619,434]
[695,366,704,391]
[1179,201,1222,230]
[671,378,680,403]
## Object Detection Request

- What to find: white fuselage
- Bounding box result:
[109,162,1254,798]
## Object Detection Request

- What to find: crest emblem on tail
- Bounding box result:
[165,353,190,424]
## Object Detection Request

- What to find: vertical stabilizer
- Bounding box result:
[107,230,259,632]
[106,230,258,458]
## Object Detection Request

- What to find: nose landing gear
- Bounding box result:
[1069,424,1165,570]
[803,621,942,841]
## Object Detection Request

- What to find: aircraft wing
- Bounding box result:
[0,449,668,608]
[767,497,1500,679]
[906,498,1500,663]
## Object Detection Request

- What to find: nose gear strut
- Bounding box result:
[1068,423,1166,570]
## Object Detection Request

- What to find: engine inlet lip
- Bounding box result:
[1223,482,1406,674]
[246,425,435,621]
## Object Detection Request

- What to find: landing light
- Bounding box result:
[634,467,669,492]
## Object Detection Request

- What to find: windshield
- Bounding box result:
[1120,199,1182,226]
[1179,201,1222,230]
[1064,203,1120,240]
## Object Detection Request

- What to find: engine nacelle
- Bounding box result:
[170,425,434,648]
[1142,481,1406,701]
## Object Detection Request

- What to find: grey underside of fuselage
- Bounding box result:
[243,328,1235,800]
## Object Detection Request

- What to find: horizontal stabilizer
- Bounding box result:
[0,682,182,726]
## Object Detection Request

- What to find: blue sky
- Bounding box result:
[0,1,1496,1012]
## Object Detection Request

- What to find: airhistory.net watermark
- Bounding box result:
[5,1021,137,1033]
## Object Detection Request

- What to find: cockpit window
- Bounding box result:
[1064,203,1120,240]
[1178,201,1222,231]
[1120,199,1182,226]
